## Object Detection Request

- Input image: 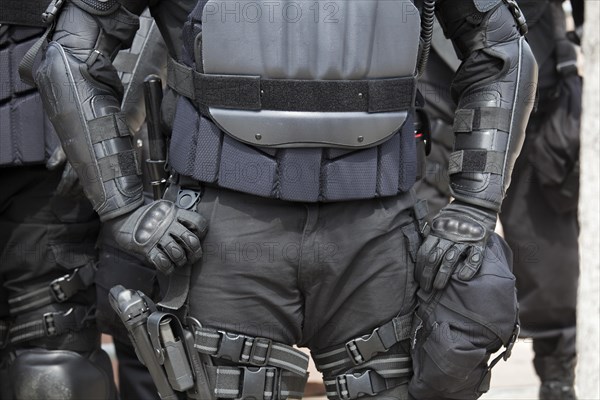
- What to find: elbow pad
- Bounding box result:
[35,2,143,220]
[438,0,538,211]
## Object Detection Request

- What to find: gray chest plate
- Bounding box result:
[201,0,421,148]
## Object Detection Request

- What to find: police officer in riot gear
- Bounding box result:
[501,1,582,398]
[0,5,167,399]
[0,19,116,399]
[30,0,537,398]
[417,1,582,398]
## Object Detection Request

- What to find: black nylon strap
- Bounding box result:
[89,113,131,144]
[313,313,413,375]
[0,0,51,27]
[194,328,309,376]
[323,358,412,400]
[206,366,307,400]
[8,265,95,315]
[97,150,141,182]
[448,150,505,175]
[8,306,90,345]
[167,58,416,113]
[453,107,512,133]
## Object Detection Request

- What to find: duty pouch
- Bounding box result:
[409,233,519,399]
[529,73,582,213]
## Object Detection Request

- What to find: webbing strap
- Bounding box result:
[167,58,416,113]
[8,265,95,315]
[206,366,307,400]
[8,306,90,345]
[453,107,511,133]
[313,313,413,375]
[322,356,412,400]
[89,113,131,144]
[194,328,309,376]
[448,150,505,175]
[97,150,141,182]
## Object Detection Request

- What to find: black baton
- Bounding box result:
[143,74,168,200]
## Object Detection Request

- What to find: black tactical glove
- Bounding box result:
[415,201,497,292]
[108,200,208,275]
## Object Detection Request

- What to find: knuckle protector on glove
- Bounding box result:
[431,213,487,243]
[133,201,176,244]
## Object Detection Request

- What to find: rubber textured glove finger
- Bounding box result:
[433,243,468,290]
[418,236,453,292]
[148,246,175,275]
[457,245,485,281]
[158,235,188,268]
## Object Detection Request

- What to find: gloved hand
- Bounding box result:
[46,145,81,197]
[415,201,497,292]
[107,200,208,275]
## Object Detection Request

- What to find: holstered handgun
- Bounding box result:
[109,285,213,399]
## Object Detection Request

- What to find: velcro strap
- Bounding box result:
[194,328,309,376]
[89,113,131,144]
[453,108,511,133]
[448,150,505,175]
[8,306,90,345]
[323,356,412,400]
[206,366,307,400]
[313,313,413,375]
[167,58,416,113]
[8,265,95,315]
[97,150,141,182]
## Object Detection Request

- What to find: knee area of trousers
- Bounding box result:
[10,348,117,400]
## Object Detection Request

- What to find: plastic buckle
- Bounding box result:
[503,0,528,35]
[50,270,80,302]
[336,370,386,400]
[41,0,66,25]
[248,337,272,367]
[43,311,60,336]
[238,367,273,400]
[217,331,246,362]
[345,328,386,365]
[503,323,520,360]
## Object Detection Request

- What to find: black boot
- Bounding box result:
[535,354,577,400]
[539,380,577,400]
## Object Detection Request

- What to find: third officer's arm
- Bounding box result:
[415,0,538,291]
[35,0,206,275]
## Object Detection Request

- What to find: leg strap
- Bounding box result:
[193,327,310,399]
[7,305,92,345]
[313,312,413,375]
[206,365,307,400]
[313,313,414,400]
[8,265,95,315]
[194,328,309,376]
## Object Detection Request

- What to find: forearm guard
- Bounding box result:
[35,1,143,221]
[437,0,537,211]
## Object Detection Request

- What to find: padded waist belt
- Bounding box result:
[168,58,416,113]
